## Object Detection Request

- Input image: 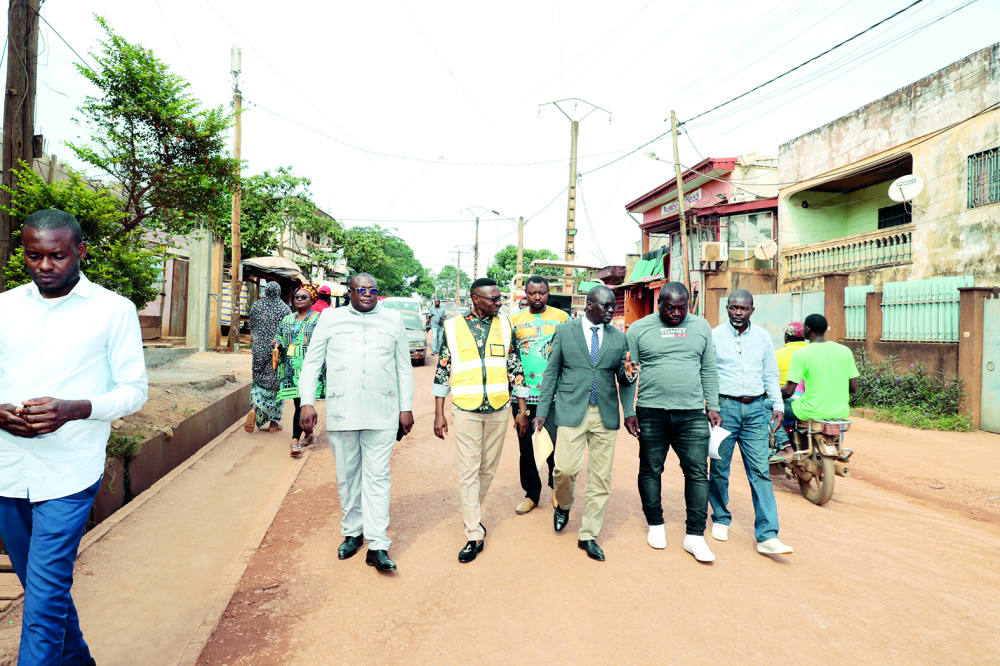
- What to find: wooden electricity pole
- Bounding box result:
[670,110,691,291]
[0,0,40,290]
[227,47,243,351]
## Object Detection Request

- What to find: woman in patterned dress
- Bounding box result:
[273,284,326,456]
[245,281,291,433]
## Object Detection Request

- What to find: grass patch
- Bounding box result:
[851,406,974,432]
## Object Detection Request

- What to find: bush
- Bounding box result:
[1,163,162,309]
[851,350,965,418]
[851,406,974,432]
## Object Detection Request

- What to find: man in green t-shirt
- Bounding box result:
[781,313,859,421]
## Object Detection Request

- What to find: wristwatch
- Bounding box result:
[518,409,530,416]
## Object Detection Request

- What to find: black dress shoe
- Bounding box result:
[458,539,483,563]
[338,535,364,560]
[578,539,605,561]
[365,549,397,572]
[554,506,570,532]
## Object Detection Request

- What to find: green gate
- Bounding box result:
[981,296,1000,434]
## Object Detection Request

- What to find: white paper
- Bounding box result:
[708,426,731,460]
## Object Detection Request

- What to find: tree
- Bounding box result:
[486,245,561,288]
[436,264,471,300]
[1,163,161,309]
[65,17,237,236]
[343,226,433,297]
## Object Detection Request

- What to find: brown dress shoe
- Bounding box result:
[515,498,537,515]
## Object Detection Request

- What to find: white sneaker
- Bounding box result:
[647,524,667,549]
[711,523,729,541]
[683,535,716,562]
[757,538,794,555]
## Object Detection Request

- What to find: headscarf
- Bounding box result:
[249,281,291,389]
[297,283,320,305]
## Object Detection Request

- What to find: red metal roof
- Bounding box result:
[625,157,737,212]
[639,198,778,231]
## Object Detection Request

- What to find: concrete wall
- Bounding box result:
[779,43,1000,184]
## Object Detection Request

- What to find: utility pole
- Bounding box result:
[539,99,611,296]
[670,110,691,291]
[0,0,40,290]
[448,249,462,306]
[516,216,524,292]
[227,46,243,351]
[461,206,492,280]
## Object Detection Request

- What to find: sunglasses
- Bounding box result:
[294,293,311,300]
[473,294,503,303]
[588,300,616,311]
[353,287,379,296]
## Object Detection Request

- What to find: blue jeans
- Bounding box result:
[0,478,101,666]
[763,398,790,446]
[431,326,444,354]
[709,398,780,542]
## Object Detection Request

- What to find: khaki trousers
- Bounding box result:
[553,404,617,541]
[453,405,509,541]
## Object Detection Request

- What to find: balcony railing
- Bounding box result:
[783,224,913,279]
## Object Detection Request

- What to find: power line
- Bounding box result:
[397,0,491,126]
[27,2,94,73]
[681,0,929,126]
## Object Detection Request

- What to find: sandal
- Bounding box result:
[267,423,282,433]
[244,411,256,433]
[303,432,314,447]
[290,440,302,457]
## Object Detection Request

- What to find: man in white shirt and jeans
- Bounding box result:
[0,210,148,665]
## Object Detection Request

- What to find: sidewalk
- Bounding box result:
[0,399,321,666]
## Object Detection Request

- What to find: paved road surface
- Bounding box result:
[198,360,1000,666]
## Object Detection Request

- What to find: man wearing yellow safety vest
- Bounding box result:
[433,278,531,563]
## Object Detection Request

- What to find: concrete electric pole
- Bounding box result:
[0,0,40,290]
[227,46,243,352]
[461,206,492,280]
[449,249,462,306]
[516,216,524,292]
[539,99,611,296]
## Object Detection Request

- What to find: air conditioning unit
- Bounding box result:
[701,241,728,262]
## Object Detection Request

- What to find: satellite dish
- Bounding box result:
[738,149,759,167]
[888,175,924,203]
[754,239,778,261]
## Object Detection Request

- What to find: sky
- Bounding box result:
[13,0,1000,283]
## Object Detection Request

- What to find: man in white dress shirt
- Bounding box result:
[0,210,148,665]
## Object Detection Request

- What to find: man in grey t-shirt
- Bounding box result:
[427,299,447,355]
[625,282,721,563]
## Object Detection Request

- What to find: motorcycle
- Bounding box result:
[769,417,853,505]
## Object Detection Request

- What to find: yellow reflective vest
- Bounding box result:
[443,315,513,410]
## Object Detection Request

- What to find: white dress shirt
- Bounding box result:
[582,315,605,352]
[0,274,149,501]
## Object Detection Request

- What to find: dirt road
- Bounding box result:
[197,359,1000,666]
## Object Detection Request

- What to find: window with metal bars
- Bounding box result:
[878,203,911,229]
[968,147,1000,208]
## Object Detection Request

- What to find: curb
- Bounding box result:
[175,446,312,666]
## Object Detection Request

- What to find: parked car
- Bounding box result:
[381,297,422,315]
[400,311,427,365]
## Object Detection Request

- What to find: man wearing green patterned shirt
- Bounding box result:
[509,276,567,514]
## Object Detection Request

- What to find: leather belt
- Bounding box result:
[720,394,764,404]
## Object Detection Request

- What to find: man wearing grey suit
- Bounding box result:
[299,273,415,573]
[534,286,639,561]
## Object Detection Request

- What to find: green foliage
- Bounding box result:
[851,351,966,419]
[850,407,974,432]
[65,16,237,235]
[343,226,431,297]
[486,245,561,288]
[436,264,471,299]
[1,164,161,309]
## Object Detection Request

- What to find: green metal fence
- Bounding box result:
[844,285,875,340]
[881,276,973,342]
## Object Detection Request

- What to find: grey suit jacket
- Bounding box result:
[536,320,636,430]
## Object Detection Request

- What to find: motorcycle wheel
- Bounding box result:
[798,455,835,505]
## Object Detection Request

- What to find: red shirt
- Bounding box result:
[311,300,330,313]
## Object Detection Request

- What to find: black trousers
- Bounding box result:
[636,407,711,535]
[292,397,303,441]
[517,402,559,503]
